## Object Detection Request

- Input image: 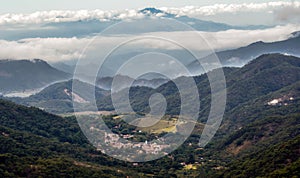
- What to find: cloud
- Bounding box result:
[0,9,145,25]
[0,37,89,62]
[0,24,299,62]
[162,2,300,16]
[0,1,299,25]
[136,24,300,51]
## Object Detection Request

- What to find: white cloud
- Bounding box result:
[162,1,300,16]
[200,24,300,51]
[0,9,145,25]
[0,24,299,62]
[137,24,300,51]
[0,37,89,62]
[0,1,299,25]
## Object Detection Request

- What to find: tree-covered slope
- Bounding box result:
[0,99,140,177]
[1,53,300,177]
[7,79,109,114]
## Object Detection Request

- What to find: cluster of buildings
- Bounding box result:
[103,132,169,155]
[267,96,294,106]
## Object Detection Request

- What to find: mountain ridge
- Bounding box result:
[6,53,300,116]
[0,53,299,176]
[188,34,300,75]
[0,59,71,94]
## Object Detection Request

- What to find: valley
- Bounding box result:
[0,53,299,177]
[0,3,300,177]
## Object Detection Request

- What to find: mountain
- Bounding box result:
[0,59,71,95]
[139,7,172,16]
[188,32,300,74]
[52,30,300,78]
[50,61,76,75]
[7,53,300,116]
[7,80,108,114]
[215,80,300,177]
[138,7,234,32]
[6,75,167,113]
[96,53,300,115]
[96,75,168,91]
[153,53,300,176]
[1,53,299,177]
[214,112,300,177]
[0,99,142,177]
[139,7,269,32]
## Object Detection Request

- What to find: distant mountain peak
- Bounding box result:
[139,7,164,14]
[139,7,175,18]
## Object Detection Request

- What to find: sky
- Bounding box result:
[0,0,293,13]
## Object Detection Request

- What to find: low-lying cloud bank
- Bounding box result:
[0,37,88,61]
[0,24,299,62]
[0,1,299,25]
